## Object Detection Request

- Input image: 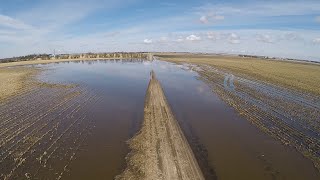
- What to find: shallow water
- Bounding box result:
[1,59,319,179]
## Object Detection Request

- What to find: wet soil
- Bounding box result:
[1,59,319,180]
[116,71,204,180]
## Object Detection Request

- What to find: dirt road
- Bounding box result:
[116,71,204,180]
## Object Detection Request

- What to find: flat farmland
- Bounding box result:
[0,59,319,180]
[157,54,320,96]
[158,54,320,172]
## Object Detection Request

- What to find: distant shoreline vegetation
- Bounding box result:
[0,52,318,65]
[237,54,320,65]
[0,52,150,63]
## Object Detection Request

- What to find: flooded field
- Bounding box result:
[0,59,319,180]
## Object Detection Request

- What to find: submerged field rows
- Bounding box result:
[188,64,320,171]
[0,78,100,179]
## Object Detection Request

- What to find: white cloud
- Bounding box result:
[0,30,17,35]
[282,32,300,41]
[16,0,122,29]
[174,36,184,43]
[1,28,319,61]
[207,31,219,40]
[200,16,209,24]
[160,2,176,7]
[228,33,240,44]
[199,13,224,24]
[256,34,275,43]
[214,15,225,20]
[157,36,169,43]
[186,34,201,41]
[197,1,320,17]
[229,39,240,44]
[0,14,32,30]
[0,0,110,57]
[0,1,320,62]
[313,38,320,43]
[143,39,153,44]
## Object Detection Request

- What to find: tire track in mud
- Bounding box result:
[191,64,320,171]
[224,74,235,91]
[116,71,205,180]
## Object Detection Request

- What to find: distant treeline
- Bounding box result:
[0,52,149,63]
[238,54,320,64]
[0,54,52,63]
[238,54,293,60]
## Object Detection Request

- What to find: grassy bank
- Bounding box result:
[157,54,320,96]
[0,58,120,68]
[0,67,38,102]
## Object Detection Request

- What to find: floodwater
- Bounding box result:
[1,59,319,180]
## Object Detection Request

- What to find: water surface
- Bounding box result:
[23,60,320,179]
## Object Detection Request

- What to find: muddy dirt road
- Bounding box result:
[116,71,204,180]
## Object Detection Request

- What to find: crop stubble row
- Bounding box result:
[0,79,101,179]
[188,64,320,171]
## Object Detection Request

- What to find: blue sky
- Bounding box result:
[0,0,319,60]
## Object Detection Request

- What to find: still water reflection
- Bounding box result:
[32,59,320,180]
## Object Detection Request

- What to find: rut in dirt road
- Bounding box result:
[116,71,205,180]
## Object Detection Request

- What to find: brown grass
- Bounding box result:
[0,67,38,102]
[0,58,108,68]
[157,54,320,96]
